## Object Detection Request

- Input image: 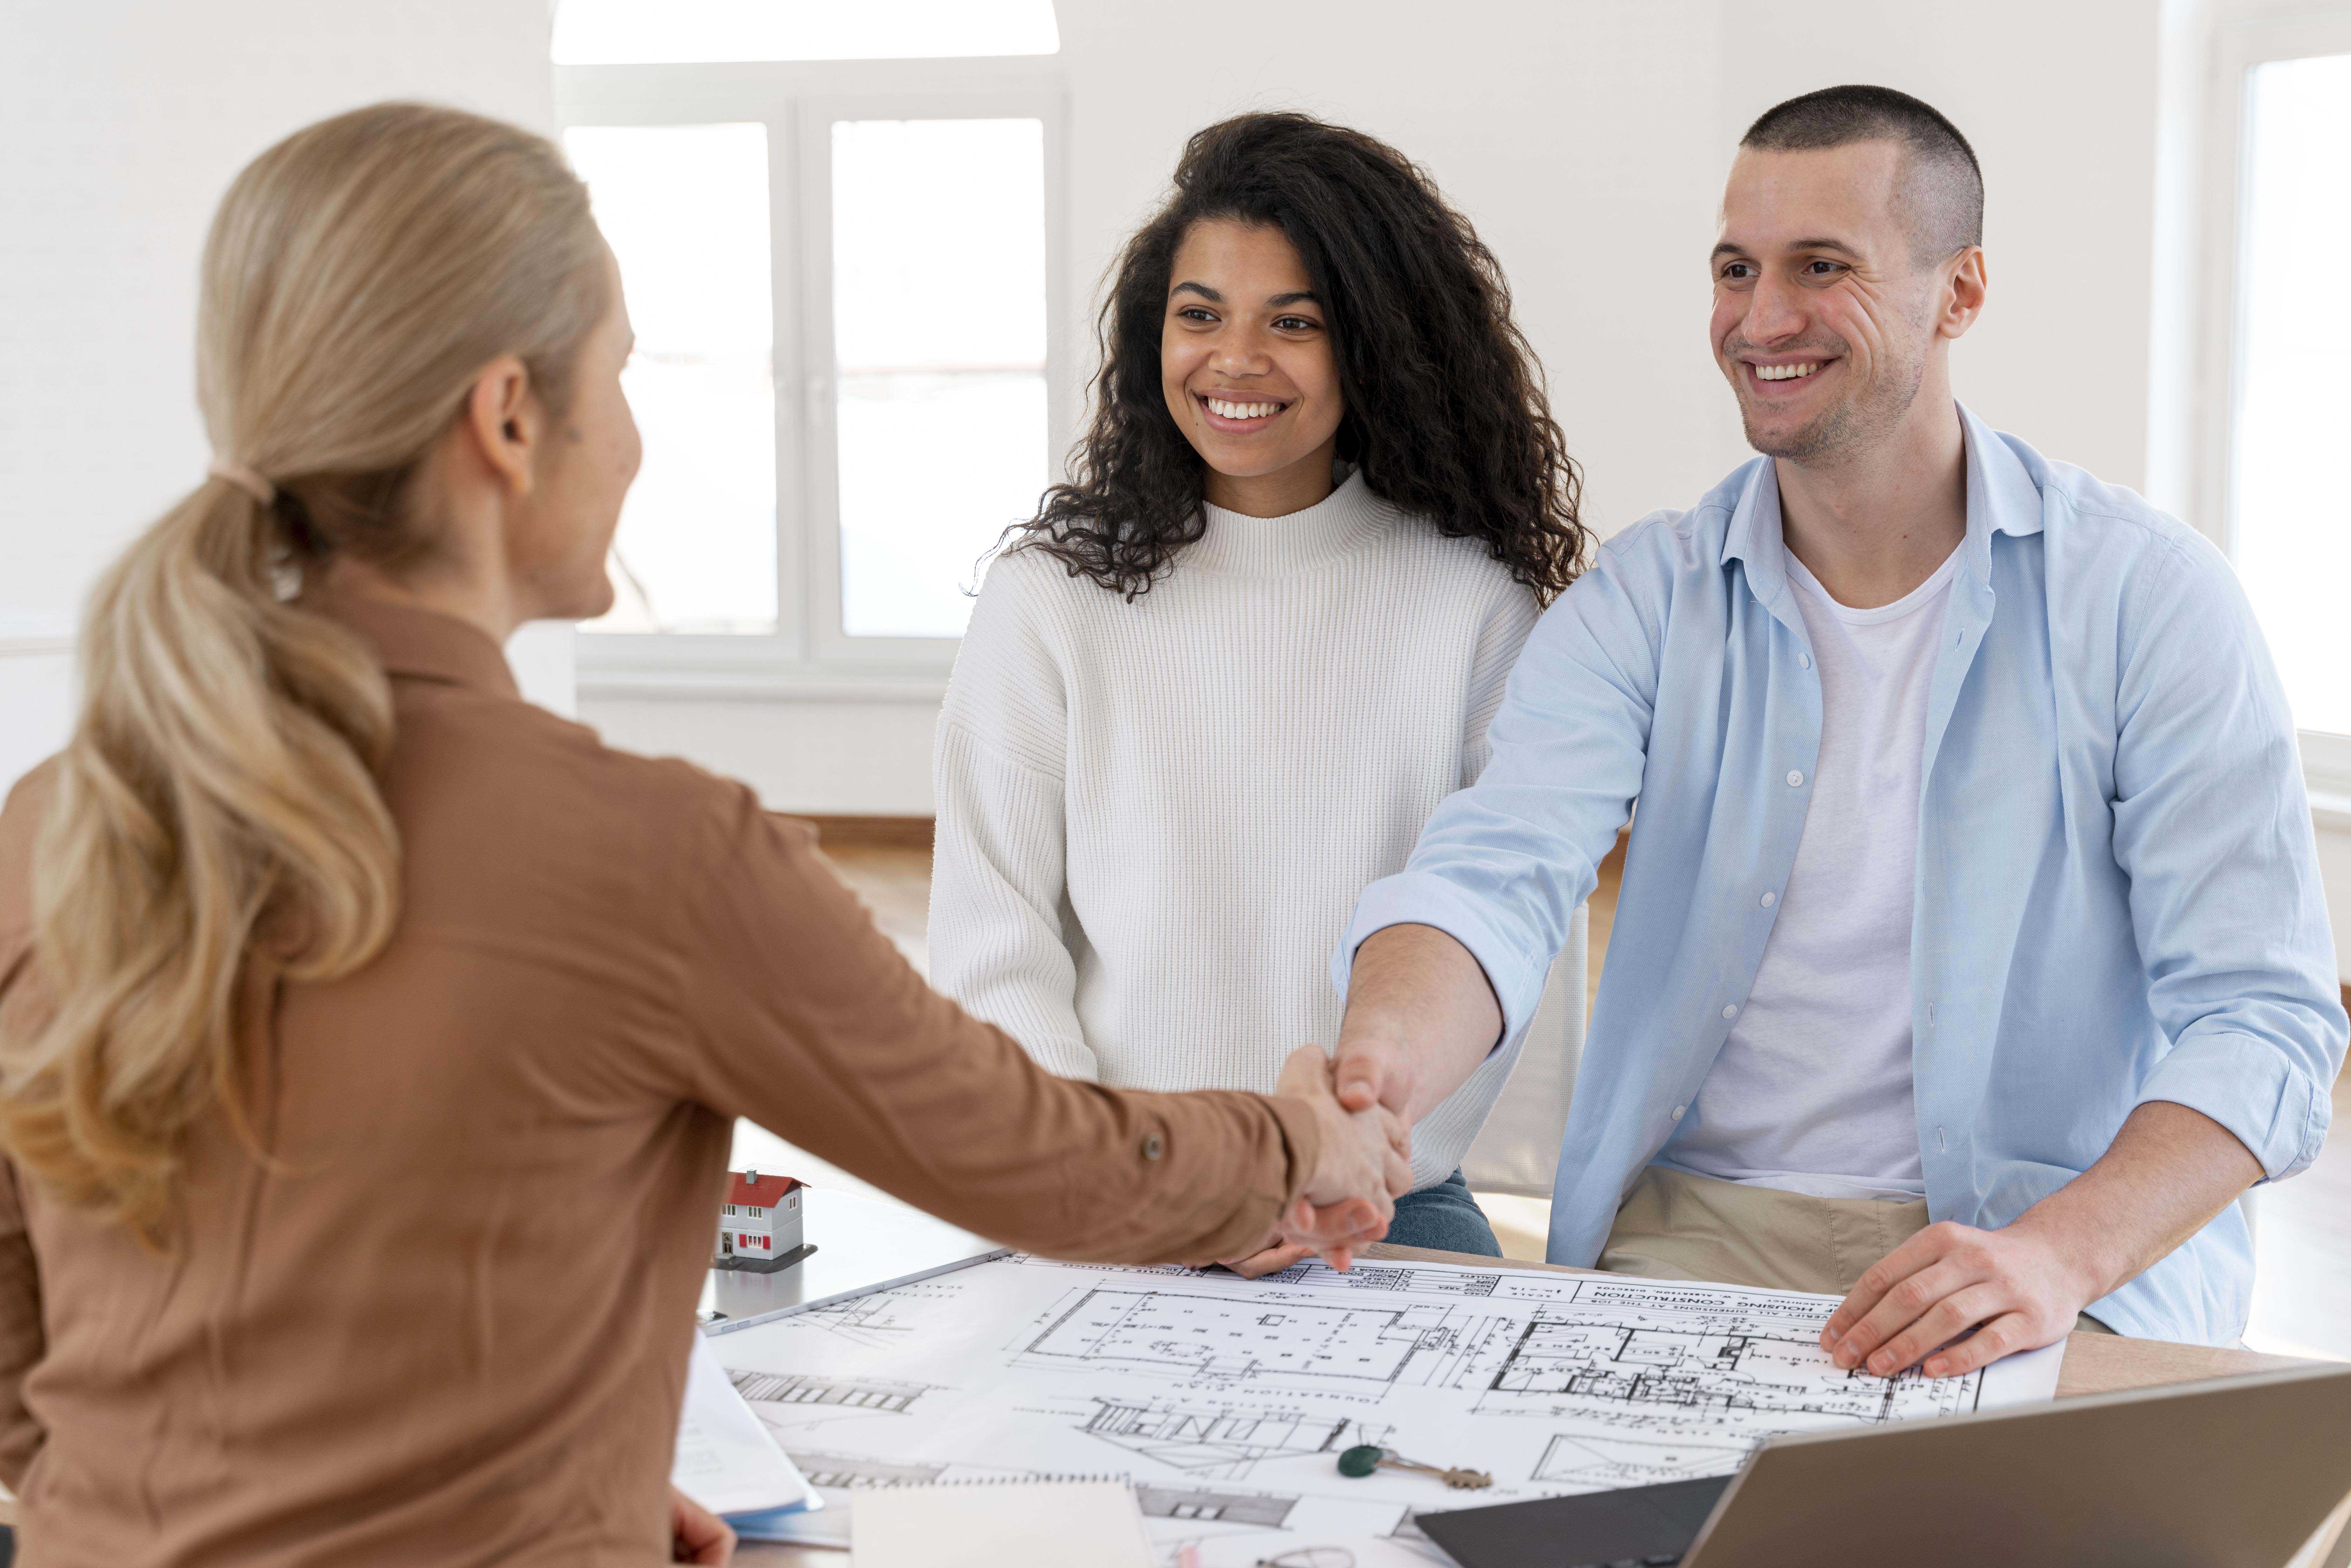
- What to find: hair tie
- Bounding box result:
[207,458,276,507]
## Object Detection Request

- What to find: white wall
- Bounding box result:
[1055,0,2159,514]
[1716,1,2159,491]
[1054,0,1743,542]
[587,0,2163,813]
[0,0,572,796]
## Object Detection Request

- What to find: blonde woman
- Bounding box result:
[0,105,1405,1567]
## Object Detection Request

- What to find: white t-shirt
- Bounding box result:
[1664,541,1964,1202]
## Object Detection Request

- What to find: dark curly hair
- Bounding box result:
[1008,112,1588,602]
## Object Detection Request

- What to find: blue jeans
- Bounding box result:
[1383,1169,1500,1257]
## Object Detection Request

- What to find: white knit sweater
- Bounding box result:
[928,472,1544,1190]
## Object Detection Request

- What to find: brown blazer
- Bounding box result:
[0,596,1323,1567]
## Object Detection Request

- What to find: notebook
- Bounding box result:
[670,1332,819,1520]
[849,1480,1152,1568]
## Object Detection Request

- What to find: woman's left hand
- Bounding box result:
[671,1486,737,1564]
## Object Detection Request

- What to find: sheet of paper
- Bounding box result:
[851,1480,1151,1568]
[1974,1336,2065,1408]
[672,1329,819,1518]
[711,1254,2064,1565]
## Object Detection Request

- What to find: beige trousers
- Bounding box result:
[1600,1165,2113,1334]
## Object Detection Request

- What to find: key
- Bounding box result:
[1336,1443,1493,1489]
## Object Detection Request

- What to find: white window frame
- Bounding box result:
[2187,7,2351,814]
[554,58,1069,699]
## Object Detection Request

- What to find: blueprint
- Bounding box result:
[711,1254,2063,1565]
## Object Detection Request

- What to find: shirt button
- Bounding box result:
[1721,1004,1738,1020]
[1786,770,1805,787]
[1799,652,1812,669]
[1141,1133,1164,1161]
[1671,1105,1686,1121]
[1760,891,1777,908]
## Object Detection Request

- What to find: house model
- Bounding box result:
[714,1169,805,1269]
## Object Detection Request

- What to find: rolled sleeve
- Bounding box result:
[2134,1029,2331,1181]
[1334,871,1557,1048]
[2108,528,2347,1183]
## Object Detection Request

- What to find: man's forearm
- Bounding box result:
[1331,923,1504,1124]
[2010,1099,2264,1302]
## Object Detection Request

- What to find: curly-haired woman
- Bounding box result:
[930,112,1590,1272]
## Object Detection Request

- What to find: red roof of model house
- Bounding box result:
[727,1171,802,1210]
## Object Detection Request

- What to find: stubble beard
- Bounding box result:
[1738,337,1929,467]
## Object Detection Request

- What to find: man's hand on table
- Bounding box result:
[1823,1102,2266,1379]
[1252,1044,1413,1273]
[1821,1217,2097,1380]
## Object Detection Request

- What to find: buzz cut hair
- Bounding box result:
[1741,85,1984,263]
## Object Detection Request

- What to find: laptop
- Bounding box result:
[1417,1362,2351,1568]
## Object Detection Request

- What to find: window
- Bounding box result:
[567,124,777,635]
[832,118,1048,638]
[554,10,1065,691]
[553,0,1058,65]
[2228,50,2350,740]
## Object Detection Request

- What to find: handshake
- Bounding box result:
[1226,1044,1415,1278]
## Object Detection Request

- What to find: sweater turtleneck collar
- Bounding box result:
[1186,469,1390,577]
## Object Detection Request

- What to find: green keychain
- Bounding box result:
[1336,1443,1493,1489]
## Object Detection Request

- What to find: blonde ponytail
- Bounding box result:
[0,104,609,1241]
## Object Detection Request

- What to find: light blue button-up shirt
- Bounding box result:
[1337,406,2346,1344]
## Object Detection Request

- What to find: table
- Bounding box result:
[738,1240,2350,1566]
[0,1242,2333,1562]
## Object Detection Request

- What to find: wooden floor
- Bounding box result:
[794,837,2350,1362]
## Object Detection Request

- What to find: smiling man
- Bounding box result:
[1325,85,2346,1370]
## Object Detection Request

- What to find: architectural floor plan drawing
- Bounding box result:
[726,1369,937,1416]
[1532,1431,1754,1487]
[1017,1286,1462,1390]
[713,1252,2063,1566]
[1080,1397,1391,1480]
